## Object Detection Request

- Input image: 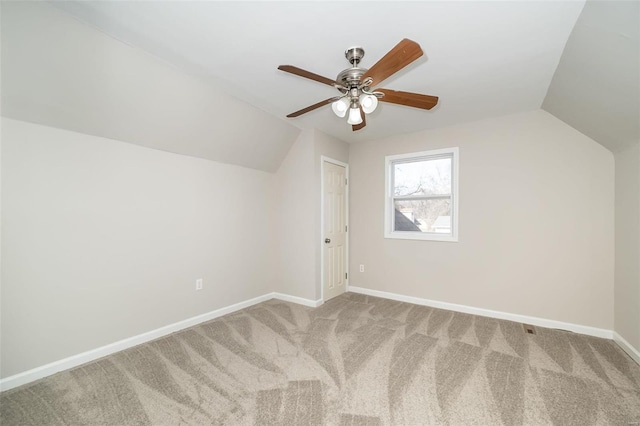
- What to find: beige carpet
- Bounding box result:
[1,292,639,425]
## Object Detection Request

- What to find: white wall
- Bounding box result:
[349,110,615,329]
[1,118,277,378]
[614,142,640,351]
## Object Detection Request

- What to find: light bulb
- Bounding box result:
[360,94,378,114]
[331,98,349,118]
[347,107,363,125]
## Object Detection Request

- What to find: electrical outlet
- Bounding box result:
[359,264,364,272]
[196,279,203,290]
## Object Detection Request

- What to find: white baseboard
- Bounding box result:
[272,292,323,308]
[349,286,613,339]
[0,291,319,392]
[2,287,629,392]
[353,286,640,365]
[613,332,640,366]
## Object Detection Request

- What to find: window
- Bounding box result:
[385,147,458,241]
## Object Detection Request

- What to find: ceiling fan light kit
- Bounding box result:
[360,94,378,114]
[347,105,363,125]
[331,97,350,118]
[278,39,439,131]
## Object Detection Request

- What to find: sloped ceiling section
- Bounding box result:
[48,1,584,143]
[0,2,300,172]
[543,0,639,153]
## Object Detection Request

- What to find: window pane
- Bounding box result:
[393,199,451,233]
[394,157,452,197]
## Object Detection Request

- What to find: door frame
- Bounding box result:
[320,156,350,302]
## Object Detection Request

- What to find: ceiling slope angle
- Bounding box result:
[1,1,300,173]
[49,1,586,143]
[543,0,640,153]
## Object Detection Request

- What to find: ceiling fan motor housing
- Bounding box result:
[336,67,367,89]
[337,46,369,90]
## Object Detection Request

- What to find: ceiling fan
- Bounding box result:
[278,39,439,132]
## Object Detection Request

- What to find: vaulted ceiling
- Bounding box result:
[543,0,639,153]
[47,0,584,143]
[2,1,638,171]
[1,2,300,172]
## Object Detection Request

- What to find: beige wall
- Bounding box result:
[349,110,615,329]
[614,142,640,350]
[275,130,316,299]
[274,129,349,301]
[0,120,348,379]
[0,118,277,378]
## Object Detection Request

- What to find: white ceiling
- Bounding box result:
[543,0,639,153]
[50,0,585,144]
[1,2,300,172]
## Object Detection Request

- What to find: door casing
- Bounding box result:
[320,156,349,302]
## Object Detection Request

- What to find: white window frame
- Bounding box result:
[384,147,459,242]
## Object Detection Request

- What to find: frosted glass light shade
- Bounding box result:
[331,98,350,118]
[347,107,363,125]
[360,94,378,114]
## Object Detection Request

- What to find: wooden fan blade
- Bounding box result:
[377,89,439,110]
[286,97,341,118]
[362,39,423,87]
[278,65,337,87]
[352,106,366,131]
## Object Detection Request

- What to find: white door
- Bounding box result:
[323,161,347,301]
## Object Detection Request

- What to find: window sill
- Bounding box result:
[384,232,458,242]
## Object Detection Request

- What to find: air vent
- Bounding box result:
[523,324,537,335]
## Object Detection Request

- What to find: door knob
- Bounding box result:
[325,238,331,243]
